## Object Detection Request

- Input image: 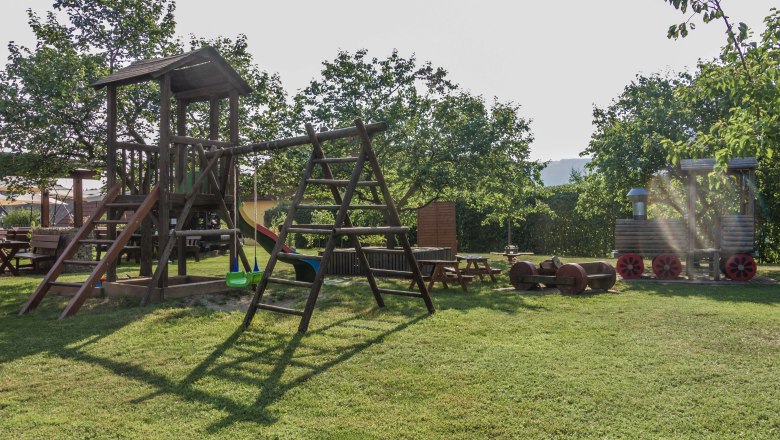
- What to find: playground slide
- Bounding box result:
[236,204,319,282]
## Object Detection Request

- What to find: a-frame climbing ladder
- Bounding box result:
[19,184,160,319]
[243,119,435,333]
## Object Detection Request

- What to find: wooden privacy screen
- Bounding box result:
[417,202,457,254]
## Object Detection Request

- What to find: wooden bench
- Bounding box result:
[14,234,63,272]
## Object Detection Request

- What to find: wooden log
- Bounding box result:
[169,135,233,149]
[157,74,171,288]
[205,122,388,158]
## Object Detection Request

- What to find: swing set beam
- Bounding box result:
[203,122,388,158]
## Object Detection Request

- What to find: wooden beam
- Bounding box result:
[158,74,172,288]
[205,122,388,158]
[40,189,50,227]
[72,175,83,228]
[176,99,187,276]
[169,135,233,149]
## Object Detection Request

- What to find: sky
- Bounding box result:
[0,0,776,162]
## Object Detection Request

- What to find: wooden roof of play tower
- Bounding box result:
[91,47,252,101]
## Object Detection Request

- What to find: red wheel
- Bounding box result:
[509,261,538,290]
[723,253,757,281]
[586,261,617,291]
[557,263,588,295]
[652,254,682,280]
[616,253,644,279]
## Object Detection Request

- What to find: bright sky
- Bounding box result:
[0,0,776,162]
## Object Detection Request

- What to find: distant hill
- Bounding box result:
[540,158,591,186]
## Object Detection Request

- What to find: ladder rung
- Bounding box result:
[287,227,334,235]
[378,288,423,298]
[79,239,115,245]
[312,157,359,164]
[298,204,387,210]
[370,268,414,277]
[64,260,100,266]
[173,229,238,237]
[255,303,305,316]
[361,248,407,255]
[335,226,409,235]
[93,220,128,224]
[277,252,323,261]
[268,277,314,288]
[49,281,84,288]
[306,179,379,187]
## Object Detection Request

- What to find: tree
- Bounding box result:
[662,2,779,166]
[293,49,545,225]
[577,73,717,219]
[0,0,177,191]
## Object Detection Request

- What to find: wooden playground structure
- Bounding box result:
[18,48,435,332]
[613,158,759,281]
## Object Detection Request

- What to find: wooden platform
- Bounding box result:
[48,275,242,303]
[324,246,453,276]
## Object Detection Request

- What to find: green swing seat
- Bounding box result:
[225,270,264,288]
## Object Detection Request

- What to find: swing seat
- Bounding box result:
[248,270,264,284]
[225,270,264,288]
[226,271,251,288]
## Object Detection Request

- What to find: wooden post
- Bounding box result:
[41,189,50,227]
[106,85,118,281]
[72,175,83,227]
[209,96,222,195]
[686,173,697,279]
[158,75,171,288]
[176,99,187,276]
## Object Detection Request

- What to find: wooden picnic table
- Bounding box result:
[456,255,501,282]
[0,240,30,276]
[492,251,534,263]
[410,259,470,292]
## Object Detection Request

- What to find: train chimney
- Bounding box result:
[627,188,649,220]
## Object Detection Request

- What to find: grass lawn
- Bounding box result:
[1,252,779,438]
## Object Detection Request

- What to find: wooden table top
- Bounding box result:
[457,255,488,261]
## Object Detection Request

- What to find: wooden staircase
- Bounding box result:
[243,119,435,333]
[19,184,160,319]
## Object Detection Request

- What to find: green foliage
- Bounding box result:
[457,183,613,257]
[293,50,545,225]
[1,207,41,228]
[576,73,714,223]
[662,2,779,168]
[0,0,178,189]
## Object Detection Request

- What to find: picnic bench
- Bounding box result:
[410,259,473,292]
[456,255,501,282]
[0,240,29,276]
[14,234,63,273]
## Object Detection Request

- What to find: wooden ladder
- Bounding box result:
[19,184,161,319]
[243,119,435,333]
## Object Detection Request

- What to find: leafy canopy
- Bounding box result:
[293,49,544,223]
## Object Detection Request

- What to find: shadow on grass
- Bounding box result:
[51,310,428,431]
[625,281,780,305]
